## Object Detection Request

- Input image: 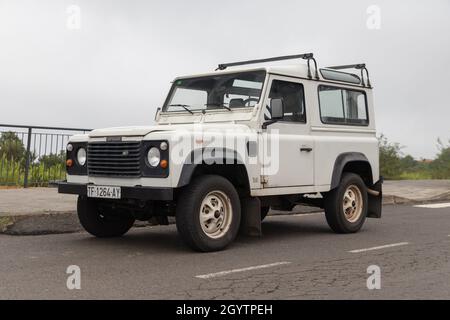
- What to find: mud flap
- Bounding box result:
[368,179,382,218]
[240,197,262,236]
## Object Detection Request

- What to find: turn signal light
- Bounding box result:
[66,159,73,167]
[160,159,168,169]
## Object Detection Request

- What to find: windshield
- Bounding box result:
[163,71,266,113]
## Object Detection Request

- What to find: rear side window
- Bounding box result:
[318,85,368,126]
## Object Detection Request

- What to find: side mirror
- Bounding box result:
[270,98,284,120]
[262,98,284,129]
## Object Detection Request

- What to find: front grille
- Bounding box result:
[87,142,141,177]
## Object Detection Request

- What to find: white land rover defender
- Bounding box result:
[59,53,382,252]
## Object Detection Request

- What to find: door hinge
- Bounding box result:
[261,175,269,185]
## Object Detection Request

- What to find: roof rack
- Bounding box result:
[216,53,320,79]
[326,63,371,88]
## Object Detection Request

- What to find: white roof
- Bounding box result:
[175,63,312,80]
[173,63,370,88]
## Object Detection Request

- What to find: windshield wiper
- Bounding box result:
[204,103,231,111]
[167,104,194,114]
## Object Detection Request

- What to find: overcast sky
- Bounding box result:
[0,0,449,158]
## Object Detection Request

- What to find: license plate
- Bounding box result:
[87,185,121,199]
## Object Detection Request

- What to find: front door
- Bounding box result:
[261,75,314,188]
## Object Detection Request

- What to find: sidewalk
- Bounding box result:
[383,180,450,203]
[1,180,449,235]
[0,188,76,216]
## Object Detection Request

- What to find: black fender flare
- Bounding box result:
[177,148,246,188]
[330,152,371,190]
[330,152,381,219]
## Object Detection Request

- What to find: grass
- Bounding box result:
[397,171,434,180]
[0,157,65,187]
[0,216,15,232]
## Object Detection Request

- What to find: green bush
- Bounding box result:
[0,132,66,186]
[378,134,404,179]
[0,155,65,187]
[430,139,450,179]
[379,135,450,180]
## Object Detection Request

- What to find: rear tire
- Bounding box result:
[77,196,135,238]
[176,175,241,252]
[324,173,368,233]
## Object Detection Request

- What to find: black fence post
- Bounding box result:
[23,127,32,188]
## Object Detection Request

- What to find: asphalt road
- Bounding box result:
[1,204,450,299]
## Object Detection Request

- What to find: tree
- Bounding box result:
[39,151,65,167]
[430,139,450,179]
[399,155,418,172]
[0,131,26,160]
[378,134,403,179]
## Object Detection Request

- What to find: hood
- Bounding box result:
[89,126,158,138]
[88,123,252,138]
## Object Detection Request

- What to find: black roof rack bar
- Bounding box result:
[216,53,320,79]
[327,63,371,88]
[327,63,366,70]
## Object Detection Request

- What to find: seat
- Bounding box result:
[229,98,245,108]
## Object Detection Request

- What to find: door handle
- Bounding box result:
[300,147,313,152]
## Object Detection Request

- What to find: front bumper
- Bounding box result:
[58,182,173,201]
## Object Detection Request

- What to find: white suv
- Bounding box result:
[59,53,382,252]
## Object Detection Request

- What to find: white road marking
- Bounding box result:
[195,261,291,279]
[349,242,409,253]
[414,203,450,209]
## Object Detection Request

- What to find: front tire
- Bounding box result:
[176,175,241,252]
[77,196,135,238]
[324,173,368,233]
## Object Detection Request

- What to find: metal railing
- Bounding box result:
[0,124,91,187]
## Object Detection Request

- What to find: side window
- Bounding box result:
[318,85,368,126]
[267,80,306,123]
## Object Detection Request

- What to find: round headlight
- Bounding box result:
[77,148,87,166]
[67,143,73,152]
[147,147,160,167]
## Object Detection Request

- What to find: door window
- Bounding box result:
[266,80,306,123]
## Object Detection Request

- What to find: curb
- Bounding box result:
[382,191,450,205]
[0,212,81,235]
[1,194,449,236]
[0,212,176,236]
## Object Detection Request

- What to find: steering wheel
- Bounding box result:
[243,98,259,107]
